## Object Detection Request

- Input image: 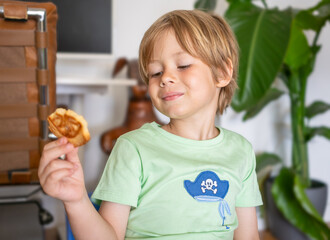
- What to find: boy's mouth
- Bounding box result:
[161,92,184,101]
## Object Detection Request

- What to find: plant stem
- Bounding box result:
[289,71,310,187]
[291,28,321,187]
[312,29,321,48]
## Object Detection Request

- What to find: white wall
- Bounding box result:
[112,0,195,58]
[51,0,330,236]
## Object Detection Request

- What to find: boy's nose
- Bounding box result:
[160,71,175,87]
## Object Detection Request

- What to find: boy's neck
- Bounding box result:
[162,118,219,141]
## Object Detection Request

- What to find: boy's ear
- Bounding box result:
[215,59,233,88]
[216,78,231,88]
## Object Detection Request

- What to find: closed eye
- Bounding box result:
[178,64,191,70]
[150,72,163,78]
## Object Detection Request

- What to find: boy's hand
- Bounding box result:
[38,137,86,204]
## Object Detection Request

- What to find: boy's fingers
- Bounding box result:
[39,159,76,185]
[66,147,80,164]
[43,137,68,151]
[38,143,74,175]
[43,168,75,190]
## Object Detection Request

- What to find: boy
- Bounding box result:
[39,10,262,240]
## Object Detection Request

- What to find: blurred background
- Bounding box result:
[0,0,329,239]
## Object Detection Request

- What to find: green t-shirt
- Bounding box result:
[92,122,262,240]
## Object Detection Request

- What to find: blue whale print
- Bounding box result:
[184,171,231,229]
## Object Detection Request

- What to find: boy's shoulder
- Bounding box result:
[118,122,157,142]
[221,127,253,149]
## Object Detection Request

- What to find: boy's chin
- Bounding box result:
[158,108,187,120]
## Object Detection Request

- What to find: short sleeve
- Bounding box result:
[235,147,263,207]
[92,137,142,207]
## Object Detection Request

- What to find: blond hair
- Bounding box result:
[139,10,239,114]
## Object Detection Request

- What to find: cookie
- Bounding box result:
[47,108,90,147]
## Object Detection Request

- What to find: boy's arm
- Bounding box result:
[38,138,130,240]
[99,201,131,239]
[234,207,260,240]
[65,196,130,240]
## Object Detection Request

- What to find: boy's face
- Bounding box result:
[147,30,224,121]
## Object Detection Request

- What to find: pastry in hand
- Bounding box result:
[47,108,90,147]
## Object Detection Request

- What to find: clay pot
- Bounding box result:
[101,96,158,155]
[100,58,159,154]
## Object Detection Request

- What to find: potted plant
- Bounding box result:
[195,0,330,239]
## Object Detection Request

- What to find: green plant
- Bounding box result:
[195,0,330,239]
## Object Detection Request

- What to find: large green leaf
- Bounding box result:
[295,11,323,32]
[293,1,330,66]
[272,168,330,240]
[256,152,282,174]
[305,126,330,142]
[256,152,282,217]
[256,152,282,186]
[225,4,292,111]
[309,0,330,13]
[284,21,312,70]
[292,0,330,30]
[293,175,323,222]
[316,2,330,21]
[243,88,284,120]
[305,101,330,119]
[306,0,330,31]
